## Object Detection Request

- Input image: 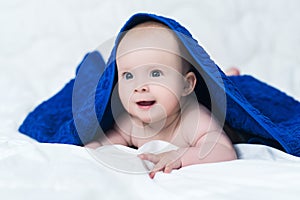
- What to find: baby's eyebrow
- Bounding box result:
[117,65,131,72]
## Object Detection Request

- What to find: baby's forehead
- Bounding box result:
[117,21,182,57]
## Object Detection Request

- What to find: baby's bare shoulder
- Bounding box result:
[181,98,212,122]
[180,99,222,144]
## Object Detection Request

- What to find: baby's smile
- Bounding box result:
[136,100,156,110]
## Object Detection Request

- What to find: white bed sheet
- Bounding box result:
[1,135,300,200]
[1,0,300,199]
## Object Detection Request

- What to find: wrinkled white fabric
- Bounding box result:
[1,136,300,200]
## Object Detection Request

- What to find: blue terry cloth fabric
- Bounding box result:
[18,13,300,156]
[19,51,109,145]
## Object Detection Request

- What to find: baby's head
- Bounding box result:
[116,21,197,124]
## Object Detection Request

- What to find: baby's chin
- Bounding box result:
[130,111,167,129]
[131,105,168,124]
[135,115,165,125]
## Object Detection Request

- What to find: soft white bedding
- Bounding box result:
[1,0,300,199]
[1,136,300,200]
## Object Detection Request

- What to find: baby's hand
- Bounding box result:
[138,150,182,179]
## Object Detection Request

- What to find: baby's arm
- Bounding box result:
[139,131,236,178]
[85,128,129,148]
[178,101,237,166]
[85,114,132,148]
[177,130,237,167]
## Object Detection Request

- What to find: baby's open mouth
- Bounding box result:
[136,101,156,107]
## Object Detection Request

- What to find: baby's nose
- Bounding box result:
[134,85,149,93]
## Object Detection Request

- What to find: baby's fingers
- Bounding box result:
[149,161,167,179]
[152,159,168,173]
[153,158,182,175]
[138,153,160,164]
[166,151,182,172]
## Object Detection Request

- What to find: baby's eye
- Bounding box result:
[123,72,133,80]
[150,70,163,77]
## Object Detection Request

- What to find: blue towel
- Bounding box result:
[19,13,300,156]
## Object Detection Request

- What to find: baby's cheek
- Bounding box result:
[158,91,181,114]
[118,85,132,107]
[157,76,185,97]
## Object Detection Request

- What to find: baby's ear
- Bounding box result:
[182,72,197,96]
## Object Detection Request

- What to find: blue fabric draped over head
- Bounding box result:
[19,13,300,157]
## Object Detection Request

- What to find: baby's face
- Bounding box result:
[116,24,188,124]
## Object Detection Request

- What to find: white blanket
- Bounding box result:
[1,136,300,200]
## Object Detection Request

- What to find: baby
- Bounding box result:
[86,21,237,178]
